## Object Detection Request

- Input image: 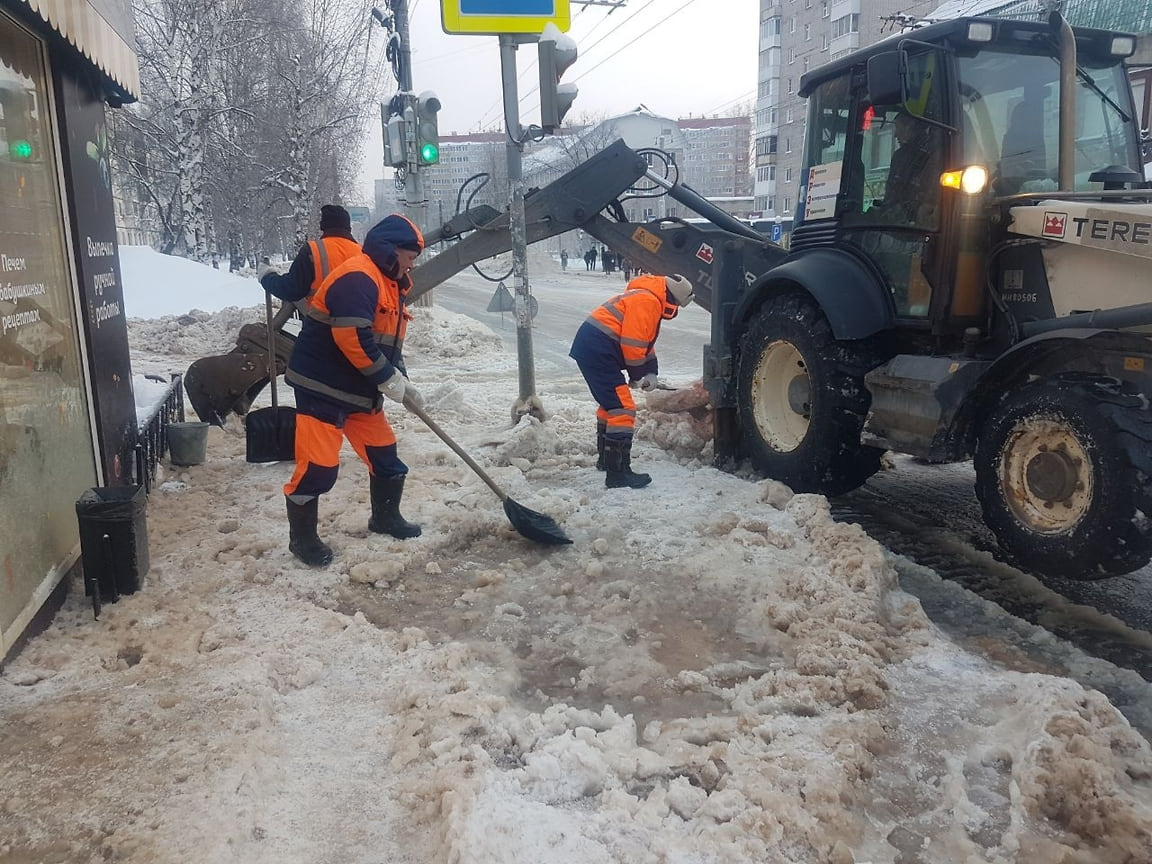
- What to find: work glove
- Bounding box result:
[639,373,659,392]
[379,369,424,410]
[256,262,276,284]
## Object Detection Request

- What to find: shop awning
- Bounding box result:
[18,0,139,103]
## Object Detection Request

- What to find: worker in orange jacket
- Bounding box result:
[257,205,361,307]
[569,273,695,488]
[280,214,425,566]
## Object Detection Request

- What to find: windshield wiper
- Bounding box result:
[1047,52,1131,122]
[1076,64,1131,122]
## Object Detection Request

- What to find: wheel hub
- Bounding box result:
[999,419,1091,535]
[786,373,810,415]
[1024,447,1081,503]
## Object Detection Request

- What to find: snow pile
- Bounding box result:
[119,246,265,319]
[128,306,264,358]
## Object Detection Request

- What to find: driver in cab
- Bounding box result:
[880,111,940,225]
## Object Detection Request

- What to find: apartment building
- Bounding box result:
[419,131,508,228]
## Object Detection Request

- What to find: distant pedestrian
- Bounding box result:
[588,247,598,272]
[560,249,568,271]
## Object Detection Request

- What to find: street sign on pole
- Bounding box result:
[441,0,570,34]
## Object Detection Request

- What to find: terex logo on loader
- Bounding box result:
[1042,212,1067,238]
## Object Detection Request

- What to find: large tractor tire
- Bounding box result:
[736,291,883,496]
[974,376,1152,579]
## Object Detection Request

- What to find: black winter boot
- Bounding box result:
[603,438,652,489]
[286,497,334,567]
[368,474,422,539]
[596,422,607,471]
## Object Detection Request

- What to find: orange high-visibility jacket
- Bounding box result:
[569,274,677,377]
[286,214,424,410]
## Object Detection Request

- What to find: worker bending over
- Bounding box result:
[569,273,695,488]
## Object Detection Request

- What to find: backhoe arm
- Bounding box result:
[408,139,649,301]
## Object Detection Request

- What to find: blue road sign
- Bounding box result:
[771,223,783,243]
[441,0,570,34]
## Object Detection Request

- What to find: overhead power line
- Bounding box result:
[572,0,700,84]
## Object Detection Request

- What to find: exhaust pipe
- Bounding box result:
[1051,10,1076,192]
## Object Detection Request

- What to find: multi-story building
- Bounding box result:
[419,131,507,229]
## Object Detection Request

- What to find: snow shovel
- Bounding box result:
[245,291,297,463]
[403,395,572,546]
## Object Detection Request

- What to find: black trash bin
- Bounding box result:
[76,485,150,603]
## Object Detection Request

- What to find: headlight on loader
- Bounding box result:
[940,165,989,195]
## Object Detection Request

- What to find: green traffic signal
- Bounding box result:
[414,91,440,166]
[9,139,33,160]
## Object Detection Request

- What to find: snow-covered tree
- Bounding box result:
[111,0,388,262]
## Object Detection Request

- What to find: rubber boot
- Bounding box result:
[368,474,422,539]
[596,422,607,471]
[286,497,333,567]
[603,438,652,489]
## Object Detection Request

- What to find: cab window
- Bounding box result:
[957,51,1139,193]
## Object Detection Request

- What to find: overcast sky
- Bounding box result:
[360,0,760,192]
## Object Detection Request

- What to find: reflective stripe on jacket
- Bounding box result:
[286,252,411,410]
[307,236,360,300]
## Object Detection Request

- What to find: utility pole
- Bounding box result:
[390,0,428,233]
[498,34,542,421]
[376,2,441,303]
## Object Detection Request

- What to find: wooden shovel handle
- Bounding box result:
[264,291,279,410]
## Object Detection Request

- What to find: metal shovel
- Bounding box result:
[403,395,572,546]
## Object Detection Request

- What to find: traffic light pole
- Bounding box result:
[499,34,543,421]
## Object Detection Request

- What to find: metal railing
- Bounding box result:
[134,374,185,494]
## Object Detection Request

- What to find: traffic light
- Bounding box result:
[538,22,578,133]
[415,91,441,165]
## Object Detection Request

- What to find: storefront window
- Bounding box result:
[1,11,97,639]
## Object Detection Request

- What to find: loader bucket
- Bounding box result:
[184,319,297,426]
[185,354,268,426]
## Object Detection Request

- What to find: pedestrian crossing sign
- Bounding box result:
[441,0,570,34]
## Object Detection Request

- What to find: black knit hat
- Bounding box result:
[319,204,351,233]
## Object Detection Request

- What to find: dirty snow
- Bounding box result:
[2,251,1151,863]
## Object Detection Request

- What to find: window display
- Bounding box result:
[1,10,97,640]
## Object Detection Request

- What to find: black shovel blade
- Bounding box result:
[246,406,297,463]
[502,497,572,546]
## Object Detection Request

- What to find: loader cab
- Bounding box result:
[795,16,1142,333]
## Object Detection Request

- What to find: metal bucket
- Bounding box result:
[168,421,209,466]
